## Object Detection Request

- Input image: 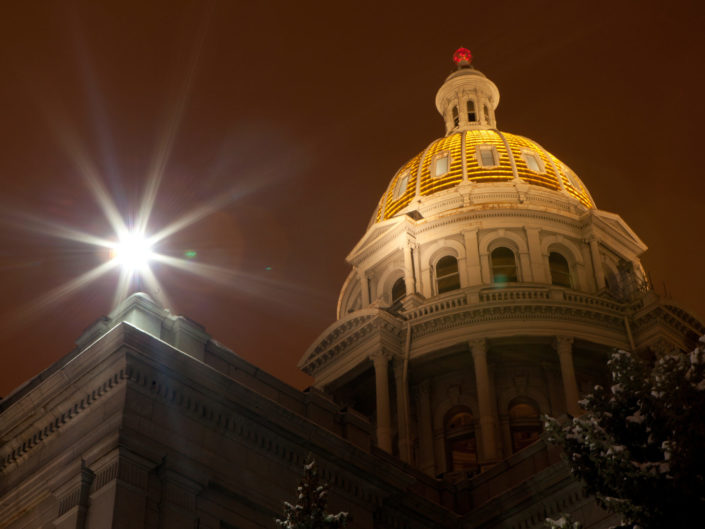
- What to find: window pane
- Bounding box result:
[565,166,582,189]
[491,247,517,283]
[467,100,476,122]
[549,252,571,287]
[435,155,449,177]
[436,256,458,277]
[393,172,409,200]
[524,153,541,172]
[436,256,460,293]
[437,274,460,293]
[479,148,496,167]
[391,277,406,303]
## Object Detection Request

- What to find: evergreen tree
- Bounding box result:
[275,455,350,529]
[544,337,705,529]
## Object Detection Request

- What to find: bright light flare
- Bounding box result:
[110,232,154,271]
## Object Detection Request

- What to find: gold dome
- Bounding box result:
[374,129,594,223]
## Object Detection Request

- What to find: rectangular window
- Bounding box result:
[478,146,497,167]
[452,106,459,127]
[434,154,449,177]
[467,100,476,122]
[393,171,409,200]
[523,152,542,172]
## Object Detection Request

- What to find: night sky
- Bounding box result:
[1,1,704,398]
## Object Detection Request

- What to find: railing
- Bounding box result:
[563,291,625,312]
[479,287,550,303]
[405,291,468,320]
[406,284,630,323]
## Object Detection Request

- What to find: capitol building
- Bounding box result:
[1,50,702,529]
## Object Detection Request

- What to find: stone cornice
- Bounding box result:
[417,201,583,237]
[348,217,412,267]
[631,299,705,348]
[585,210,648,256]
[0,366,126,474]
[299,309,404,374]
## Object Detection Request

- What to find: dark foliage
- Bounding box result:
[275,455,350,529]
[545,338,705,529]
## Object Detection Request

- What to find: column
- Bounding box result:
[588,238,606,290]
[372,352,393,452]
[555,336,581,416]
[394,357,411,463]
[403,239,417,294]
[470,339,499,462]
[415,380,434,474]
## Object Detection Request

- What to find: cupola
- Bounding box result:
[435,48,500,134]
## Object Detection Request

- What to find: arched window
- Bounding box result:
[452,106,459,127]
[391,277,406,304]
[491,247,517,283]
[508,399,542,452]
[466,100,476,122]
[549,252,571,287]
[444,408,477,472]
[436,256,460,294]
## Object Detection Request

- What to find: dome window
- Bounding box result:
[564,165,582,189]
[491,247,518,283]
[444,408,477,473]
[522,151,543,173]
[549,252,571,287]
[467,100,476,122]
[508,399,542,452]
[433,153,450,178]
[483,104,490,124]
[391,277,406,304]
[435,255,460,293]
[452,106,459,127]
[392,170,410,200]
[477,145,498,167]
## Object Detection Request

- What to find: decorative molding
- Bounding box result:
[121,363,381,508]
[305,285,640,377]
[0,369,127,473]
[301,312,403,374]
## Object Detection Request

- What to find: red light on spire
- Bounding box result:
[453,47,472,66]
